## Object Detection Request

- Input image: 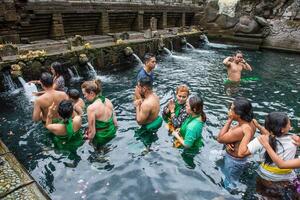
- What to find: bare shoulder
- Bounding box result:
[241,123,255,135]
[104,98,114,109]
[58,90,68,98]
[73,115,82,124]
[87,104,96,113]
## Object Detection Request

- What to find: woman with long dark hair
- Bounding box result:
[172,95,206,154]
[217,97,256,191]
[45,100,83,151]
[50,62,70,91]
[245,112,298,199]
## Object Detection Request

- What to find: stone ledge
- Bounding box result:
[0,139,50,199]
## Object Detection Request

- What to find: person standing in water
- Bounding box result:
[50,62,70,92]
[32,72,68,123]
[162,84,190,133]
[217,97,256,191]
[134,77,162,150]
[136,53,156,85]
[67,89,85,116]
[45,100,83,151]
[223,50,252,82]
[81,80,117,147]
[172,96,206,168]
[241,112,298,199]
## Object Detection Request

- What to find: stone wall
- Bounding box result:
[0,32,202,91]
[0,0,203,44]
[198,0,300,51]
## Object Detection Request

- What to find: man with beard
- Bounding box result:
[133,77,162,150]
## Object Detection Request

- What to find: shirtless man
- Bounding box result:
[217,97,256,191]
[134,77,162,149]
[223,50,252,82]
[32,72,68,122]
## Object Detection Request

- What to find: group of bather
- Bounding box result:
[30,52,300,199]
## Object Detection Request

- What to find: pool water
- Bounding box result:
[1,43,300,199]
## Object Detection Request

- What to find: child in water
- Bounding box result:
[67,89,85,116]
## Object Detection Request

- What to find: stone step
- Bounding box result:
[234,33,264,38]
[84,36,114,44]
[0,139,50,199]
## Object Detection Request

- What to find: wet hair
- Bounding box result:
[58,100,73,123]
[232,97,253,122]
[189,96,206,122]
[176,84,190,96]
[235,50,243,56]
[138,77,152,89]
[40,72,53,87]
[81,79,102,95]
[67,88,80,100]
[51,62,70,82]
[143,53,155,64]
[264,112,289,164]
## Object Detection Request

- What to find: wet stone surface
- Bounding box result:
[3,187,35,200]
[0,155,22,195]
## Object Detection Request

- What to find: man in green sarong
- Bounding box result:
[223,50,252,82]
[134,77,162,150]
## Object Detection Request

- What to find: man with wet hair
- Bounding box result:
[134,77,162,150]
[135,53,157,101]
[136,53,156,85]
[32,72,68,122]
[223,50,252,82]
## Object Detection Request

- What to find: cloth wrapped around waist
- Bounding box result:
[261,163,293,175]
[135,116,163,147]
[94,117,117,146]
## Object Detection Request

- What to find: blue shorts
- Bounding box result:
[223,152,248,190]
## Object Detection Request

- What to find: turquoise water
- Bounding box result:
[1,43,300,199]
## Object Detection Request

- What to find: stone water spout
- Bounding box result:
[79,54,89,65]
[10,64,22,78]
[78,54,96,77]
[181,37,187,46]
[158,37,165,52]
[124,47,143,67]
[124,47,133,56]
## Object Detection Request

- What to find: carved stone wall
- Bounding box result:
[198,0,300,51]
[0,1,203,44]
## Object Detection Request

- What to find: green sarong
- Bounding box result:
[53,118,84,151]
[224,77,260,84]
[94,114,117,146]
[135,116,163,148]
[87,94,117,146]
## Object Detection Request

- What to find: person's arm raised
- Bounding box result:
[253,119,269,135]
[258,135,300,169]
[135,100,151,125]
[45,103,65,135]
[223,57,233,66]
[241,59,252,71]
[237,125,254,157]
